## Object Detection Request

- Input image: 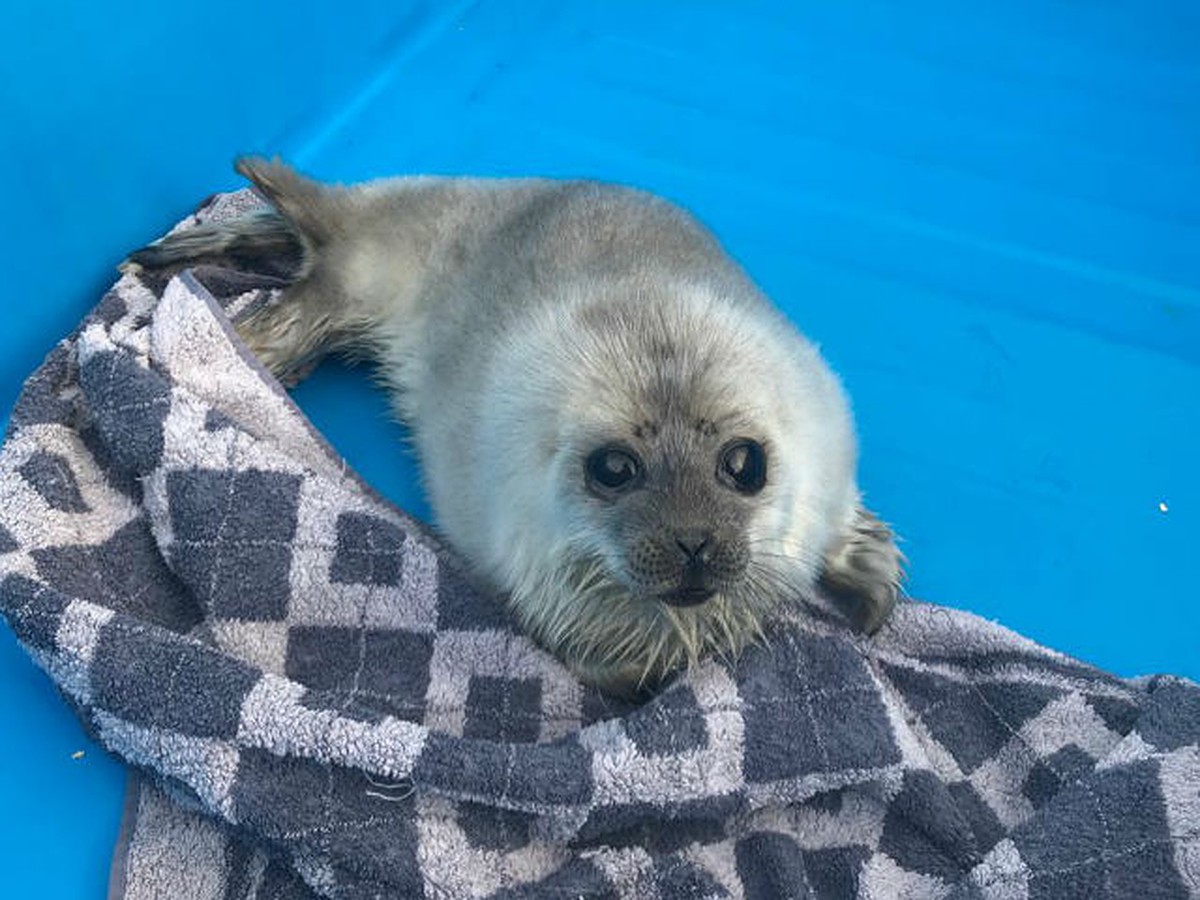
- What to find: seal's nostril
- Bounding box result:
[674,532,712,561]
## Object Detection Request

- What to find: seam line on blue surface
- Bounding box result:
[279,0,483,166]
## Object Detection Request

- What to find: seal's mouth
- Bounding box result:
[658,586,716,608]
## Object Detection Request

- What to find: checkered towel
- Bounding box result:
[2,191,1198,899]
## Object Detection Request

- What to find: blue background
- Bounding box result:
[1,1,1196,894]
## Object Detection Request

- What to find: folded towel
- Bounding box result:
[2,190,1197,899]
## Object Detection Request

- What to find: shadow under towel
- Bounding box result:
[1,191,1197,899]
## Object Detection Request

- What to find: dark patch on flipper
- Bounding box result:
[123,210,306,282]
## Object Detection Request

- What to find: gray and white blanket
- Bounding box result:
[1,191,1198,899]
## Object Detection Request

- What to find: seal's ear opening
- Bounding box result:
[819,506,903,634]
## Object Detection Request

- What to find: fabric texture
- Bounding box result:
[1,191,1197,899]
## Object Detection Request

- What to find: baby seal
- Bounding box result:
[127,158,902,695]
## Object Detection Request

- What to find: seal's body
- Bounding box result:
[128,158,901,694]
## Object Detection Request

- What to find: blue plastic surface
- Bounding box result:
[2,1,1197,894]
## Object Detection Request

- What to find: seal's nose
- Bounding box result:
[659,532,718,607]
[674,531,713,563]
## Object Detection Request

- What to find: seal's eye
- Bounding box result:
[585,445,643,496]
[718,439,767,494]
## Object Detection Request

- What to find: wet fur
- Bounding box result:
[125,157,902,695]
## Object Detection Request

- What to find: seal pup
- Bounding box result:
[126,158,902,695]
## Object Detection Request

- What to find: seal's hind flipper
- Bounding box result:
[235,156,341,250]
[121,156,339,281]
[122,209,307,281]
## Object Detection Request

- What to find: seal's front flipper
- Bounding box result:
[820,506,903,634]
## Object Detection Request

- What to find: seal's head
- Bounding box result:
[468,282,897,694]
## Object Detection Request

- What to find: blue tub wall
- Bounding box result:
[2,1,1197,895]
